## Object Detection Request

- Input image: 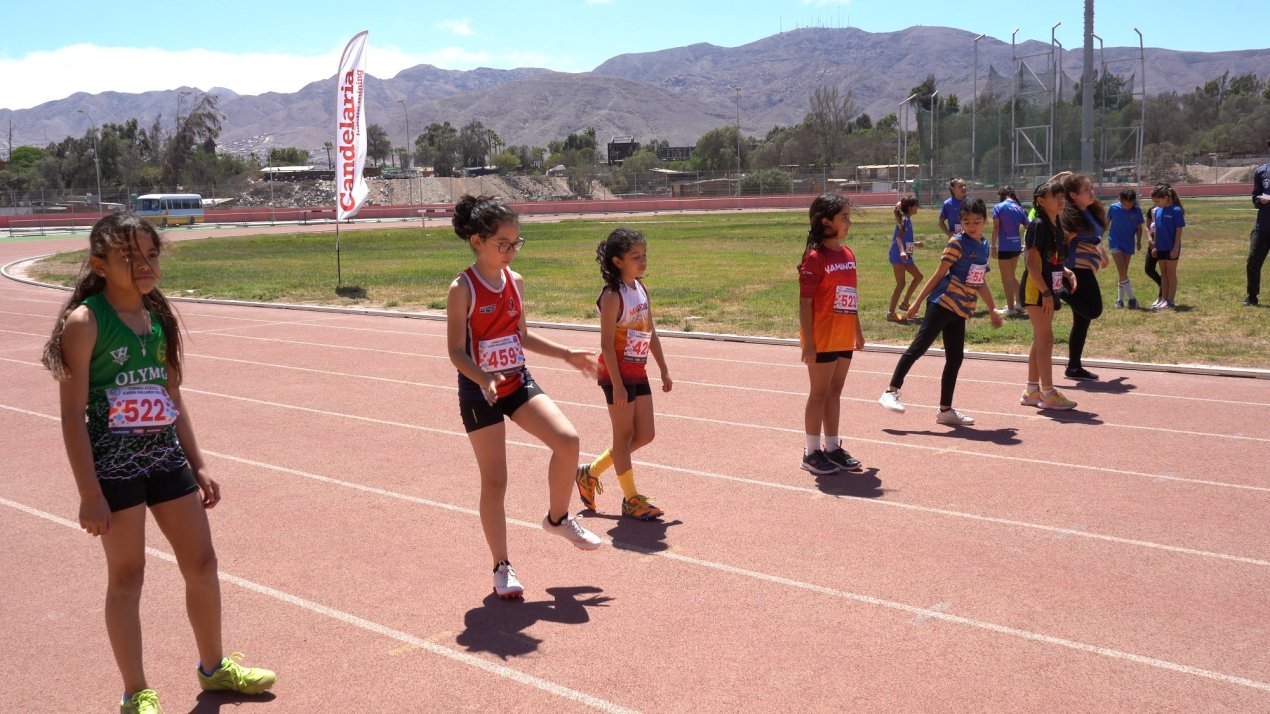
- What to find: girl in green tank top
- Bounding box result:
[43,214,274,712]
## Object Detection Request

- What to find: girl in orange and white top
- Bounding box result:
[575,228,672,521]
[798,194,865,475]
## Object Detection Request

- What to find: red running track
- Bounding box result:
[1,234,1268,712]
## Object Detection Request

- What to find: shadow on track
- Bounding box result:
[456,586,614,660]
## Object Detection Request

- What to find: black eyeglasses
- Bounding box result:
[495,239,525,254]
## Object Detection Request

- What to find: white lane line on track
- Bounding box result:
[4,392,1266,567]
[2,352,1268,496]
[2,442,1267,696]
[177,352,1270,476]
[0,495,638,714]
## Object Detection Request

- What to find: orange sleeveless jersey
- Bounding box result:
[596,280,653,386]
[798,244,862,352]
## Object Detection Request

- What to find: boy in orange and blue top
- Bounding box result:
[879,198,1004,425]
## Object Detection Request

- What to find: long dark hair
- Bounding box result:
[42,213,183,381]
[805,193,851,258]
[893,196,918,224]
[452,194,517,245]
[595,227,646,291]
[1058,173,1107,236]
[1151,182,1183,209]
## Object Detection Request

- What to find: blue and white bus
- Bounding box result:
[135,193,204,226]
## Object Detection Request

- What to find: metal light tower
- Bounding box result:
[398,99,413,207]
[733,86,742,196]
[1081,0,1095,173]
[898,93,917,194]
[929,89,939,183]
[973,33,985,180]
[76,109,103,214]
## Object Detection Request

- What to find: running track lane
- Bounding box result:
[1,236,1268,712]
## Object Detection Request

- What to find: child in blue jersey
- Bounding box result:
[991,185,1028,316]
[1107,188,1146,308]
[1149,183,1186,309]
[879,198,1004,425]
[939,178,968,238]
[887,196,924,322]
[42,213,275,714]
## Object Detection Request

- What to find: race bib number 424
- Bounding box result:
[478,334,526,373]
[624,329,651,363]
[107,384,179,436]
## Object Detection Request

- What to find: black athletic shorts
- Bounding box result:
[460,380,545,433]
[815,350,854,363]
[998,250,1021,260]
[99,465,199,513]
[600,382,653,405]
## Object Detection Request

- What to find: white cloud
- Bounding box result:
[436,19,475,37]
[0,43,573,110]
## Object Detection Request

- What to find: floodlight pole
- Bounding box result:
[76,109,103,216]
[973,33,985,180]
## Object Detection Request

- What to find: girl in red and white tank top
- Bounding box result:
[446,195,604,599]
[576,228,672,521]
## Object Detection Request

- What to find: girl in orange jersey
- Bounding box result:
[798,194,865,475]
[447,195,603,600]
[575,227,672,521]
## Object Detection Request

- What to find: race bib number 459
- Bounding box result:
[833,285,858,314]
[478,334,526,374]
[107,384,179,436]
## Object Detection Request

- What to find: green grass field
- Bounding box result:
[29,198,1269,368]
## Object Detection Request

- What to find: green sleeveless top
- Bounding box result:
[83,293,187,480]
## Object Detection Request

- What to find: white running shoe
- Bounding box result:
[541,513,604,550]
[936,408,975,426]
[878,390,906,413]
[994,306,1011,316]
[493,562,524,599]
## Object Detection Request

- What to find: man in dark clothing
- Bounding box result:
[1246,138,1270,306]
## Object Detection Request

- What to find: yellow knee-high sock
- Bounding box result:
[589,449,613,476]
[617,468,639,499]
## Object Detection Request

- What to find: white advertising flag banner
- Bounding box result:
[336,30,369,220]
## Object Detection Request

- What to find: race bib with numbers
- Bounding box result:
[904,242,916,253]
[478,334,525,374]
[107,384,179,436]
[623,329,651,363]
[833,285,858,314]
[967,263,988,286]
[1051,270,1065,292]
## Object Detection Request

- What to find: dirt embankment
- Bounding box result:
[231,175,615,208]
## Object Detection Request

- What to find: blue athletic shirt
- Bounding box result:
[1107,202,1144,254]
[992,199,1028,252]
[1066,209,1106,271]
[940,197,963,235]
[1153,204,1186,254]
[888,217,915,265]
[930,234,990,319]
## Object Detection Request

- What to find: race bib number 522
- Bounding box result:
[107,384,179,436]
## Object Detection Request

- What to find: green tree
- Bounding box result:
[163,93,223,186]
[806,85,856,171]
[367,124,392,167]
[268,147,311,165]
[415,121,460,176]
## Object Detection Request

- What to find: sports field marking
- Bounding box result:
[0,495,639,714]
[1,352,1265,495]
[3,392,1264,568]
[176,352,1270,486]
[3,440,1267,695]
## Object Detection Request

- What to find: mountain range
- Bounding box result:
[4,26,1267,159]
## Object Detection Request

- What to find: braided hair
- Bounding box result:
[595,227,646,291]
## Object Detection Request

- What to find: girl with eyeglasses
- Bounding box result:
[447,194,604,600]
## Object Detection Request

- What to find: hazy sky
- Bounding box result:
[2,0,1265,110]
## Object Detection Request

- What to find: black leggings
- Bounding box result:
[1144,252,1162,298]
[1063,268,1103,368]
[888,302,966,407]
